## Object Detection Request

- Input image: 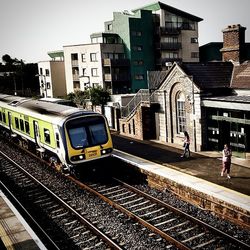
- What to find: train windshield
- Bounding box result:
[66,116,108,149]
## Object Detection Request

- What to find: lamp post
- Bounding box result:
[35,74,47,97]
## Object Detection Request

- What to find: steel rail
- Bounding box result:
[0,150,123,250]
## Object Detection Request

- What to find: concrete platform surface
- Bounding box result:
[0,190,46,250]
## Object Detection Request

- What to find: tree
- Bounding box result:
[89,86,110,106]
[66,90,87,106]
[0,54,39,96]
[66,87,110,109]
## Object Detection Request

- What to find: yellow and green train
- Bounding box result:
[0,94,113,173]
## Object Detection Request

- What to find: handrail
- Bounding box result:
[120,89,157,118]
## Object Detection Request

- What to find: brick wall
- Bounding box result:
[119,103,156,140]
[221,24,246,63]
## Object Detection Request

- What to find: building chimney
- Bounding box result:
[220,24,246,63]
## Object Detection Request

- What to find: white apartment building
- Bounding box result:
[63,35,128,94]
[37,51,66,98]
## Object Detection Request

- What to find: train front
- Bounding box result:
[64,112,113,167]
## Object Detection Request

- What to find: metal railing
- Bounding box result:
[121,89,154,118]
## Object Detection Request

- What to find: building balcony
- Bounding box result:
[104,73,129,82]
[71,60,79,67]
[156,57,182,65]
[103,58,130,67]
[72,74,79,81]
[161,42,182,50]
[160,26,180,35]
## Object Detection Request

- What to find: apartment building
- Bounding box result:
[104,1,203,92]
[63,33,130,94]
[37,50,66,98]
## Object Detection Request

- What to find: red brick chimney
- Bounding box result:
[220,24,246,63]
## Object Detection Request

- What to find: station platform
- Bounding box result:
[0,190,46,250]
[111,131,250,226]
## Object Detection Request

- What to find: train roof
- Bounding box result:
[0,94,99,124]
[38,97,78,107]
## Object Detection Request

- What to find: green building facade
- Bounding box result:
[105,9,155,92]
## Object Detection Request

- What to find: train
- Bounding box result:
[0,94,113,174]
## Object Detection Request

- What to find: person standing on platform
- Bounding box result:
[221,144,232,179]
[181,131,190,158]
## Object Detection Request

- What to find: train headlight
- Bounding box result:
[101,148,112,155]
[71,154,85,161]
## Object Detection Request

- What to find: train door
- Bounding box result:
[8,112,12,131]
[7,111,15,137]
[33,121,42,148]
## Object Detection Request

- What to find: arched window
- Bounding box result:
[176,92,186,133]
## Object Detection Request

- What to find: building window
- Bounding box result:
[176,92,186,133]
[131,31,142,36]
[191,52,199,58]
[162,36,178,43]
[107,24,112,31]
[191,37,198,43]
[81,53,86,62]
[132,45,143,51]
[91,68,98,76]
[71,53,78,60]
[163,52,179,59]
[133,60,144,65]
[73,82,80,89]
[134,74,144,80]
[90,53,97,62]
[46,82,51,89]
[45,69,50,76]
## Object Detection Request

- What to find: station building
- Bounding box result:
[119,24,250,159]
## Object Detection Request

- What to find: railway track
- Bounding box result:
[83,178,250,250]
[0,150,122,250]
[0,136,249,249]
[0,139,173,249]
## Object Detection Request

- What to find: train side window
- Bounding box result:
[20,119,24,131]
[25,121,30,134]
[3,113,6,123]
[0,112,2,122]
[55,133,60,148]
[44,129,51,144]
[15,117,20,129]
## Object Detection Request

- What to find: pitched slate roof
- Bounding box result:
[231,61,250,89]
[180,62,233,90]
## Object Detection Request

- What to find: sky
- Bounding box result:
[1,0,249,63]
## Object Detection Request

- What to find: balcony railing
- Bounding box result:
[156,57,182,65]
[160,26,180,35]
[161,42,182,50]
[72,74,79,81]
[104,73,129,82]
[103,58,130,67]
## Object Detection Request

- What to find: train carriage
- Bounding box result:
[0,94,113,173]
